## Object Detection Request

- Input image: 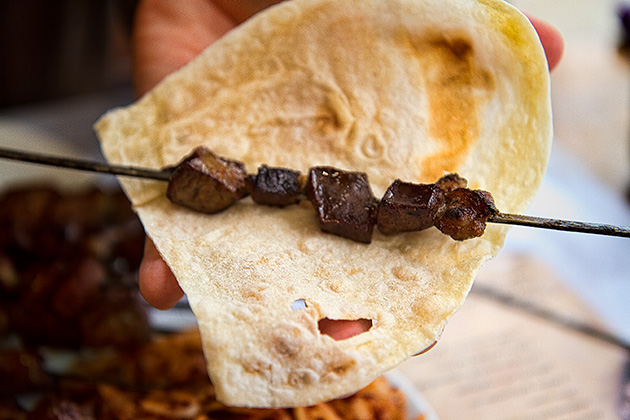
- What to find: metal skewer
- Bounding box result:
[1,146,629,238]
[489,213,630,238]
[0,147,171,181]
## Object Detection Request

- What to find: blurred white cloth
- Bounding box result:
[499,143,630,343]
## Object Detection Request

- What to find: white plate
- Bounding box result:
[386,370,440,420]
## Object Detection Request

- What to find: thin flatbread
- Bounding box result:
[95,0,552,408]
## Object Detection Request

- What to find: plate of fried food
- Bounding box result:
[60,329,438,420]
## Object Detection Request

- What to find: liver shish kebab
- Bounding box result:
[1,145,629,239]
[167,146,498,243]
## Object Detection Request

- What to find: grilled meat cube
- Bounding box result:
[435,188,498,241]
[166,147,249,214]
[307,167,378,243]
[377,180,445,235]
[248,165,304,206]
[435,173,467,192]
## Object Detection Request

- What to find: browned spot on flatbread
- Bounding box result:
[272,329,303,358]
[391,265,417,282]
[331,359,356,375]
[409,32,495,180]
[243,359,272,376]
[345,267,364,276]
[322,353,358,383]
[288,370,317,387]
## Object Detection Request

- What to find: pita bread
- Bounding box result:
[95,0,552,408]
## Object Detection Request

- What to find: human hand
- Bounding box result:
[132,0,282,97]
[527,14,564,70]
[134,0,281,309]
[133,1,564,340]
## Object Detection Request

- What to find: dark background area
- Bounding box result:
[0,0,138,109]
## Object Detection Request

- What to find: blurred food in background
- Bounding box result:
[2,327,423,420]
[0,185,149,398]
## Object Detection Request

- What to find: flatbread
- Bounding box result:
[95,0,552,408]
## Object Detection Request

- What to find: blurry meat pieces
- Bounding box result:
[248,165,304,206]
[0,349,52,394]
[167,147,249,213]
[0,186,148,349]
[307,167,378,243]
[377,180,445,235]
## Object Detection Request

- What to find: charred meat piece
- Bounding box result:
[435,173,467,192]
[307,167,378,243]
[166,147,249,214]
[434,188,498,241]
[377,180,445,235]
[248,165,304,206]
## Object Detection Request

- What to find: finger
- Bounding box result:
[138,238,184,310]
[318,319,373,340]
[527,14,564,71]
[132,0,236,96]
[210,0,283,23]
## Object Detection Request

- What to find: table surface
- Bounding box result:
[513,0,630,195]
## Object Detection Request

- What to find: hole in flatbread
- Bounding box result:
[291,299,307,310]
[318,318,373,340]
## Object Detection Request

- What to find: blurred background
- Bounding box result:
[0,0,137,108]
[513,0,630,198]
[0,0,138,158]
